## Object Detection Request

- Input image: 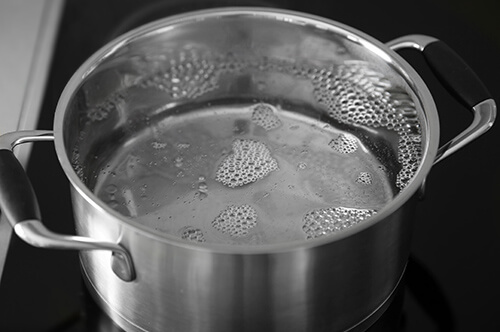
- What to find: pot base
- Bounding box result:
[81,262,406,332]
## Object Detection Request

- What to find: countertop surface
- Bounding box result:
[0,0,62,148]
[0,0,62,282]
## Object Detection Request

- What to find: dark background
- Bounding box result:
[0,0,499,331]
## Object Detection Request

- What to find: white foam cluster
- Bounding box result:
[302,207,377,239]
[312,63,397,129]
[355,172,373,185]
[396,133,422,189]
[212,204,258,237]
[216,139,278,188]
[328,133,358,154]
[139,49,220,100]
[250,103,282,130]
[311,62,422,190]
[180,226,206,243]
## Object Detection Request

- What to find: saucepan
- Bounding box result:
[0,8,495,332]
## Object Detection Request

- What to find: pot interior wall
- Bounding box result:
[61,10,427,246]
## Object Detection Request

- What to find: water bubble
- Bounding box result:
[212,204,258,237]
[175,156,184,168]
[139,48,221,100]
[198,182,208,192]
[297,162,307,170]
[396,133,422,189]
[195,175,209,198]
[177,143,191,150]
[355,172,373,185]
[180,226,206,243]
[329,134,358,154]
[302,207,377,239]
[195,191,208,200]
[216,139,279,188]
[250,103,282,131]
[151,141,167,150]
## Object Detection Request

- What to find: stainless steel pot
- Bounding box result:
[0,8,496,332]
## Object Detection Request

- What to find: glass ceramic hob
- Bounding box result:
[0,0,499,331]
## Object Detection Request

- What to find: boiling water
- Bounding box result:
[93,102,395,245]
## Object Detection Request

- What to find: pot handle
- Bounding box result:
[387,35,496,165]
[0,131,135,282]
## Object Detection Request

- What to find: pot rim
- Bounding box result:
[53,7,439,254]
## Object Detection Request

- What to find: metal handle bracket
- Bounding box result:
[387,34,496,165]
[0,130,135,282]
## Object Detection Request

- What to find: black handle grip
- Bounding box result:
[0,149,41,225]
[422,40,492,108]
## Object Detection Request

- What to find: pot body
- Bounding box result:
[55,8,437,332]
[73,185,417,332]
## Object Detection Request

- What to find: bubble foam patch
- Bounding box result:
[251,103,282,130]
[355,172,373,185]
[311,61,422,190]
[216,139,279,188]
[212,204,258,237]
[302,207,377,239]
[180,226,206,243]
[328,133,358,154]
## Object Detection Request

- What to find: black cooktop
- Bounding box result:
[1,0,499,331]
